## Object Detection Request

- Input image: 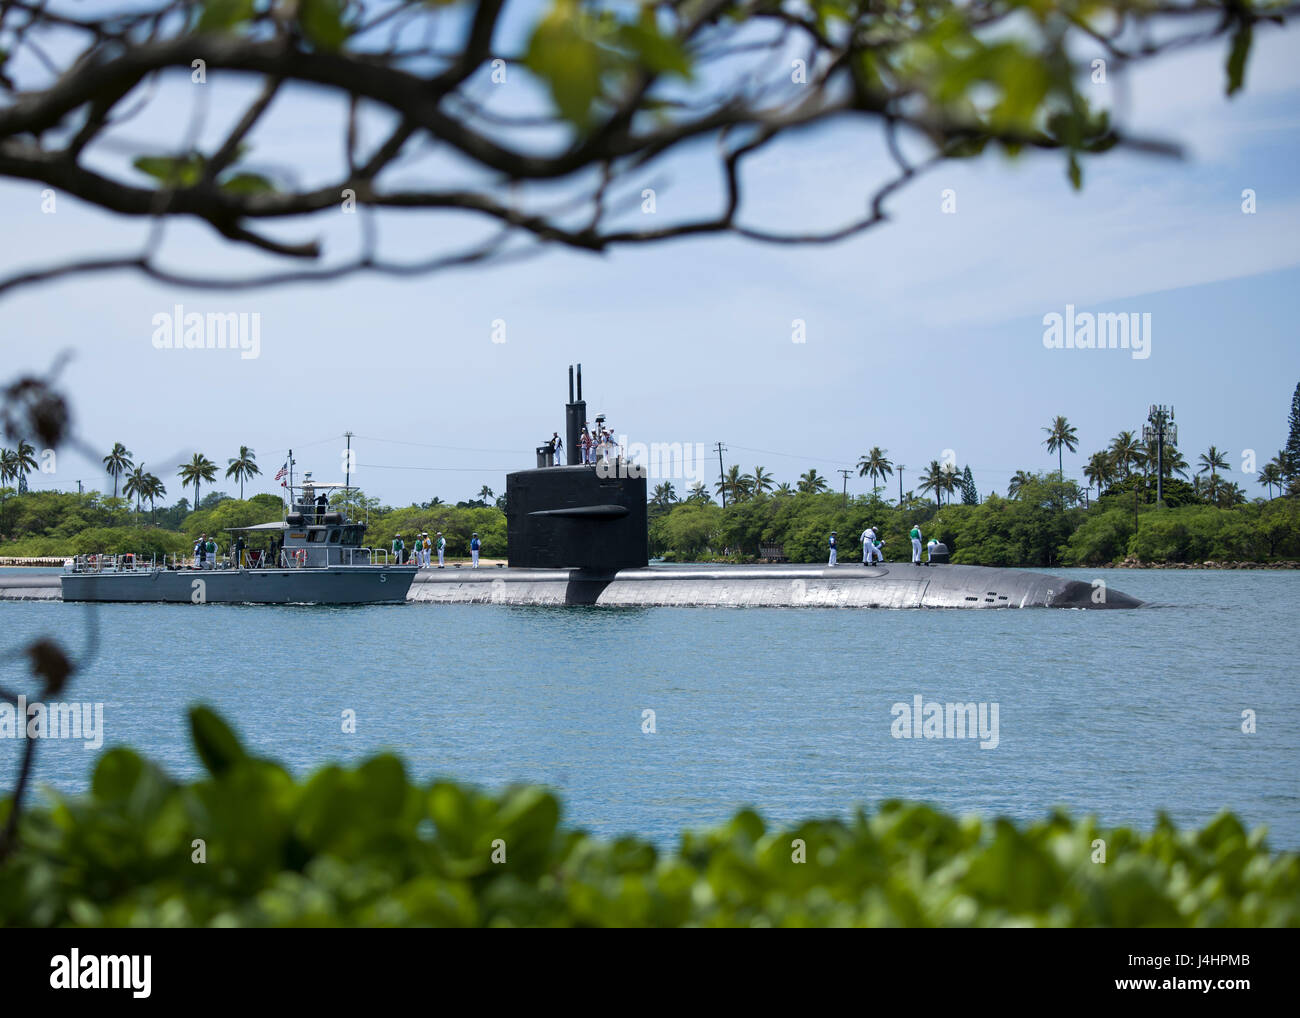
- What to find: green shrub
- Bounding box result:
[1062,508,1136,565]
[2,709,1296,927]
[67,526,190,558]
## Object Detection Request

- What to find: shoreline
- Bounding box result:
[2,555,1299,570]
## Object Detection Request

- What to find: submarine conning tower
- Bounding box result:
[505,365,648,570]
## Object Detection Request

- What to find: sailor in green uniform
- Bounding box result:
[910,525,922,564]
[436,532,445,568]
[392,533,405,564]
[204,535,218,569]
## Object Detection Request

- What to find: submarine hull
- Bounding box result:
[405,563,1143,609]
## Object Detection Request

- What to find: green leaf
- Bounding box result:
[133,154,205,188]
[617,12,692,80]
[189,705,248,777]
[300,0,352,51]
[197,0,256,33]
[525,1,605,128]
[91,747,148,800]
[1226,21,1252,97]
[219,172,277,195]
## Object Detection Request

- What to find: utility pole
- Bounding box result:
[838,469,851,507]
[344,431,353,500]
[713,441,727,507]
[897,465,905,506]
[1142,405,1176,507]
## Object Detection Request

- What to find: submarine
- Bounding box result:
[455,366,1143,610]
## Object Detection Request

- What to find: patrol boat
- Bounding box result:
[60,477,416,604]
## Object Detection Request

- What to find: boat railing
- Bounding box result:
[67,547,397,573]
[276,547,388,568]
[68,553,159,574]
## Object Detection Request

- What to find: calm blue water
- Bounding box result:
[2,567,1298,847]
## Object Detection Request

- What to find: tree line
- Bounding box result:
[4,385,1299,565]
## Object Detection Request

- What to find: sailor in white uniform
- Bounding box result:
[862,526,883,564]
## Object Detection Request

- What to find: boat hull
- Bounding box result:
[59,567,416,604]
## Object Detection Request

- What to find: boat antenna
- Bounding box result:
[344,431,352,499]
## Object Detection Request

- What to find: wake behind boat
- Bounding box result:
[59,477,415,604]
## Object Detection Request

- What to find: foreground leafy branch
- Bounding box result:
[1,0,1294,293]
[1,707,1296,926]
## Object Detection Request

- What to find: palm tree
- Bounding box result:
[918,460,946,506]
[478,485,495,502]
[717,464,752,503]
[1109,431,1142,479]
[797,469,828,495]
[1197,446,1228,478]
[1143,438,1187,481]
[144,473,166,523]
[8,440,37,494]
[774,482,795,497]
[856,447,894,491]
[102,442,133,498]
[124,464,150,512]
[178,453,217,509]
[751,467,774,496]
[650,482,678,508]
[225,446,260,500]
[1261,455,1287,498]
[0,447,17,527]
[1083,451,1115,497]
[940,466,960,505]
[1162,444,1189,479]
[1007,470,1033,499]
[1042,416,1079,479]
[687,481,711,503]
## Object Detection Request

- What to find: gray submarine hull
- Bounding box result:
[406,562,1143,609]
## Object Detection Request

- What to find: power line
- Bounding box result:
[356,462,514,473]
[351,433,523,455]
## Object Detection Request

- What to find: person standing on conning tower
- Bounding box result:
[910,524,923,565]
[470,533,481,568]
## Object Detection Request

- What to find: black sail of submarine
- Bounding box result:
[506,364,649,571]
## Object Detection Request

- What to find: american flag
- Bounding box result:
[274,462,288,482]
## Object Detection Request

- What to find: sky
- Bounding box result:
[2,7,1299,506]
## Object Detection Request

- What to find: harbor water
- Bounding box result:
[1,567,1297,846]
